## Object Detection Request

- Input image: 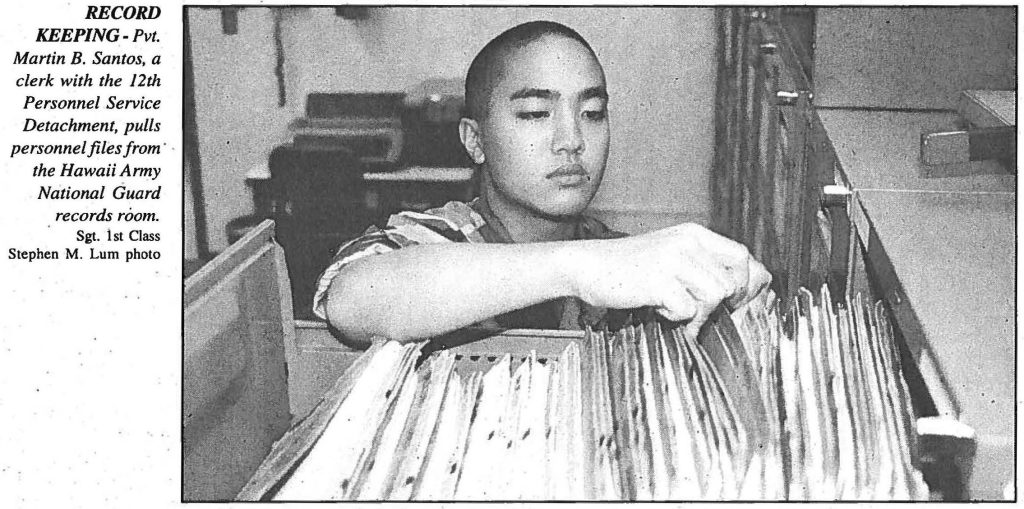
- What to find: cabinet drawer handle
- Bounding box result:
[776,91,799,105]
[821,184,851,207]
[776,90,813,106]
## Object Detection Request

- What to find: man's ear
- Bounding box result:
[459,118,486,165]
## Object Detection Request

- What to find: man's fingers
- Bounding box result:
[730,257,772,309]
[723,257,752,309]
[684,312,709,340]
[749,257,772,294]
[674,262,731,316]
[685,281,718,339]
[702,236,769,311]
[654,287,698,322]
[667,224,754,310]
[622,223,773,318]
[658,282,719,342]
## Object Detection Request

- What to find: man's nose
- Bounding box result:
[552,110,585,155]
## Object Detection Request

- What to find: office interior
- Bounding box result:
[183,7,1016,502]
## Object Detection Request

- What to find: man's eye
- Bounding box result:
[516,111,550,120]
[584,110,607,121]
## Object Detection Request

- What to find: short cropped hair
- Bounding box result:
[464,21,597,120]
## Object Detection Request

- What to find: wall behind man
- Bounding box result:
[189,7,717,252]
[189,8,295,253]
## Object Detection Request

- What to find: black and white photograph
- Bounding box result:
[181,5,1016,502]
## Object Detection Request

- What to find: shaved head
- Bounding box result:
[458,21,610,223]
[464,21,599,121]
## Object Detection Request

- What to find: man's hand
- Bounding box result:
[568,223,771,337]
[326,223,770,346]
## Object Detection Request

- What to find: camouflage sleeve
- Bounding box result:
[312,202,485,320]
[311,228,403,320]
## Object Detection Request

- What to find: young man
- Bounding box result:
[315,21,770,349]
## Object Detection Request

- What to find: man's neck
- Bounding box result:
[481,186,578,244]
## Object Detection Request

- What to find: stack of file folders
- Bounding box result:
[240,286,929,501]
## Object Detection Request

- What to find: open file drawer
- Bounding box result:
[711,8,1004,499]
[183,220,580,500]
[184,219,978,501]
[184,220,293,501]
[817,108,1015,500]
[286,320,580,422]
[844,189,1012,500]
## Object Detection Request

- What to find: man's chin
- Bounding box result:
[531,195,593,221]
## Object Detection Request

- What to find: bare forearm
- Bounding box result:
[323,222,772,347]
[323,242,580,344]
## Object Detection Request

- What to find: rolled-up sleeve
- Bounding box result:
[312,201,488,322]
[312,230,401,320]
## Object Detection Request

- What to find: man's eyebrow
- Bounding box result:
[581,86,608,101]
[509,88,555,101]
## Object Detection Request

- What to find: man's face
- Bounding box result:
[476,35,610,219]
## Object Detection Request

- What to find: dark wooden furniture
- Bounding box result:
[264,145,474,320]
[713,8,838,302]
[268,145,374,320]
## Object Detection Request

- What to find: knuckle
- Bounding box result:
[722,238,748,260]
[713,287,730,306]
[750,261,771,284]
[657,307,685,323]
[736,242,751,259]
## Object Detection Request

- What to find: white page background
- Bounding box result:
[0,2,182,507]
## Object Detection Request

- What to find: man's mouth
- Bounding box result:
[546,163,590,186]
